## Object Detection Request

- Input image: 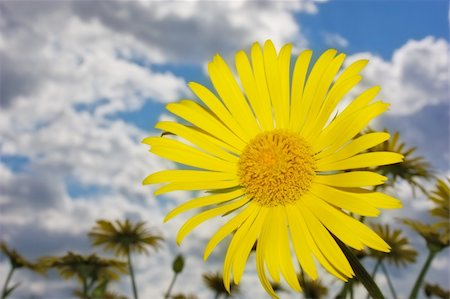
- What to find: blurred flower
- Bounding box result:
[89,219,163,299]
[402,219,449,251]
[164,254,185,299]
[428,178,450,232]
[424,282,450,299]
[170,294,198,299]
[202,272,240,298]
[143,40,403,298]
[0,241,42,299]
[40,252,127,299]
[298,273,328,299]
[369,223,417,267]
[369,130,433,194]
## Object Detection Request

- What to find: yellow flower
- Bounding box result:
[143,40,403,298]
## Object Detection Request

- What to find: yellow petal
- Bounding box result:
[290,49,313,131]
[233,207,268,284]
[256,214,279,299]
[298,201,355,278]
[209,55,261,137]
[204,202,257,259]
[276,43,293,128]
[304,75,362,142]
[263,40,286,129]
[317,152,404,171]
[261,209,281,282]
[154,180,240,196]
[290,203,350,281]
[236,50,272,130]
[309,184,380,216]
[314,171,387,188]
[144,169,238,185]
[343,188,403,209]
[275,207,301,291]
[223,206,259,291]
[251,42,274,130]
[188,82,250,142]
[315,132,390,162]
[298,49,337,133]
[285,205,317,280]
[155,121,241,158]
[166,100,247,151]
[144,136,237,172]
[304,194,390,252]
[301,53,346,137]
[176,196,250,245]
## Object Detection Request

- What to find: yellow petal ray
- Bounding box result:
[303,75,362,142]
[262,209,281,283]
[223,206,259,291]
[256,216,278,299]
[304,194,390,252]
[317,152,404,171]
[236,50,271,130]
[334,85,381,122]
[208,55,261,137]
[144,169,238,185]
[290,203,349,281]
[176,196,250,245]
[154,180,240,196]
[251,42,275,130]
[298,49,337,133]
[301,53,346,136]
[337,59,369,83]
[313,101,389,154]
[156,121,241,158]
[285,205,318,280]
[315,132,390,162]
[309,184,380,216]
[165,189,245,223]
[298,201,354,278]
[233,207,268,284]
[144,137,237,172]
[277,43,293,129]
[166,100,247,151]
[303,194,364,250]
[314,171,387,188]
[188,82,250,142]
[290,49,313,131]
[274,207,302,291]
[342,188,403,209]
[204,202,257,259]
[263,40,285,129]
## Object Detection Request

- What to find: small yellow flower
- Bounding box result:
[143,40,403,297]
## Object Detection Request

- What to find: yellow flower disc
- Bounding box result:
[238,129,316,207]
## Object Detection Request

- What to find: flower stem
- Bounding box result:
[1,266,15,299]
[164,272,178,299]
[380,262,397,299]
[366,258,382,299]
[127,250,139,299]
[409,248,437,299]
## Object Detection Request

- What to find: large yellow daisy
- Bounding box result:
[143,40,403,298]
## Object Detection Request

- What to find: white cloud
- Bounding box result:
[346,36,449,115]
[323,32,349,48]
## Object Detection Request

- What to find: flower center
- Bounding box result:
[238,129,316,207]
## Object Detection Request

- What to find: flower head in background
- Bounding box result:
[143,40,403,297]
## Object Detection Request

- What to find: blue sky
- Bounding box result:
[0,1,448,298]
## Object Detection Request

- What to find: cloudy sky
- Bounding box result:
[0,0,448,298]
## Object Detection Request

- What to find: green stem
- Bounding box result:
[127,251,139,299]
[380,262,397,299]
[336,281,351,299]
[409,249,437,299]
[366,258,383,299]
[349,281,354,299]
[164,272,178,299]
[81,278,88,299]
[1,266,15,299]
[300,269,310,299]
